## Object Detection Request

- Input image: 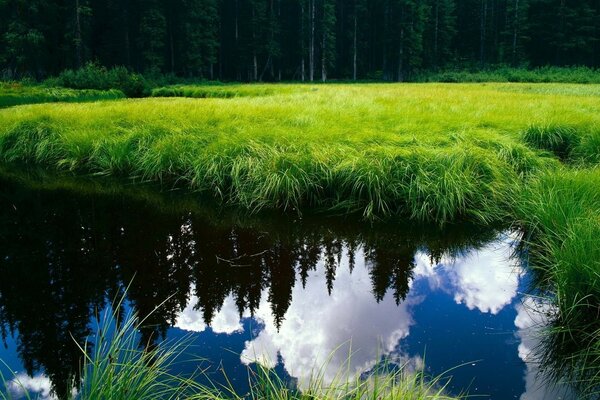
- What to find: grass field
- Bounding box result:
[4,82,600,221]
[1,82,600,395]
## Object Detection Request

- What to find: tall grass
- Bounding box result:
[415,66,600,84]
[151,84,310,99]
[0,82,124,108]
[4,82,597,222]
[515,168,600,397]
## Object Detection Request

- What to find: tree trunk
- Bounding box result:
[433,0,439,67]
[512,0,519,66]
[235,0,241,80]
[301,1,306,81]
[75,0,83,68]
[480,0,487,67]
[322,29,327,81]
[309,0,315,82]
[397,28,404,82]
[353,9,357,80]
[253,53,258,81]
[169,30,175,73]
[383,0,389,80]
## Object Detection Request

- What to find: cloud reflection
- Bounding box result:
[168,232,530,395]
[6,373,55,400]
[415,234,524,314]
[515,297,574,400]
[241,249,420,387]
[176,289,245,334]
[239,235,523,388]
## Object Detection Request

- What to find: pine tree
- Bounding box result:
[185,0,219,78]
[424,0,456,69]
[321,0,336,81]
[139,0,166,74]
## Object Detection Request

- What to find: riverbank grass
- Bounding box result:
[4,82,600,222]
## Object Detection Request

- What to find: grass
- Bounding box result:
[515,168,600,397]
[414,66,600,84]
[0,82,125,108]
[152,84,311,98]
[1,304,460,400]
[4,82,598,222]
[1,82,600,394]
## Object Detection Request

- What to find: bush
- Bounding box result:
[53,62,149,97]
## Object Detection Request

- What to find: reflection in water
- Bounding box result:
[5,374,55,400]
[515,298,574,400]
[0,174,568,399]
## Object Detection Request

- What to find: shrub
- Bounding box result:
[54,62,149,97]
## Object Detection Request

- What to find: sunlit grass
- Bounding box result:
[5,82,599,221]
[515,168,600,397]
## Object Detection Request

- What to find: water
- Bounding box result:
[0,173,571,399]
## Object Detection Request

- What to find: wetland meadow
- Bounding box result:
[0,80,598,399]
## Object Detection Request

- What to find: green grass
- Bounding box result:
[515,168,600,397]
[152,83,312,98]
[415,66,600,84]
[0,82,125,108]
[4,82,598,222]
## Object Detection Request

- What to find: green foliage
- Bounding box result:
[416,66,600,84]
[0,82,124,108]
[53,63,149,97]
[2,0,600,81]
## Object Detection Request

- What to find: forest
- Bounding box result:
[1,0,600,81]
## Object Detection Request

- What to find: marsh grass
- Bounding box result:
[151,84,311,99]
[516,168,600,397]
[3,82,596,222]
[0,82,124,108]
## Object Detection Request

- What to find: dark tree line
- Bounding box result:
[1,0,599,81]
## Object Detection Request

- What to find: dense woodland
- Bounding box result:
[1,0,600,81]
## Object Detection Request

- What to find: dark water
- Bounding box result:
[0,174,571,399]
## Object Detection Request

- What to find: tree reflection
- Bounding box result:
[0,175,499,398]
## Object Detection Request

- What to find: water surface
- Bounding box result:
[0,174,571,399]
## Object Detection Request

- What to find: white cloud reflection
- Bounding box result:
[174,233,532,394]
[240,248,420,388]
[6,373,55,400]
[175,289,244,334]
[515,297,574,400]
[415,234,524,314]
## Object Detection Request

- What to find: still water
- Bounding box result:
[0,174,570,399]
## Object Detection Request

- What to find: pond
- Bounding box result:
[0,173,572,399]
